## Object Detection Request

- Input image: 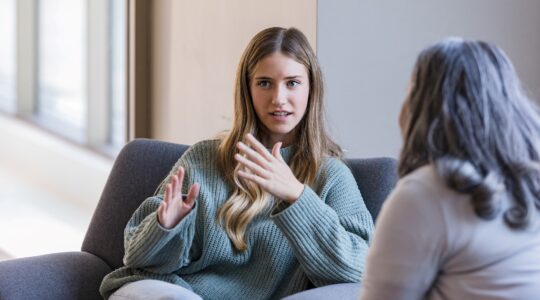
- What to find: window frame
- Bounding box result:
[11,0,128,157]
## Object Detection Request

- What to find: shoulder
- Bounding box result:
[179,139,220,164]
[402,164,441,186]
[155,140,222,195]
[393,165,440,198]
[185,139,220,154]
[384,165,451,217]
[315,156,359,196]
[395,164,479,225]
[374,165,449,243]
[398,164,455,202]
[319,156,352,179]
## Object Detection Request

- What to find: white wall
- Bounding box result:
[318,0,540,158]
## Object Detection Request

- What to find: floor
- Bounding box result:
[0,166,93,261]
[0,248,11,262]
[0,115,109,262]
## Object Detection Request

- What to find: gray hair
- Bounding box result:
[399,38,540,229]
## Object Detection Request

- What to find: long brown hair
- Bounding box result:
[217,27,342,250]
[399,38,540,229]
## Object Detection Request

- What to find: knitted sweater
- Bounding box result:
[100,139,374,300]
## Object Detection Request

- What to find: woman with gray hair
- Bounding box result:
[360,38,540,299]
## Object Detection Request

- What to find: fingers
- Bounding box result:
[184,183,200,207]
[158,185,171,224]
[158,199,166,216]
[164,183,172,205]
[237,142,272,168]
[157,200,167,227]
[244,134,274,161]
[234,152,270,178]
[171,167,185,197]
[235,134,289,179]
[237,169,265,187]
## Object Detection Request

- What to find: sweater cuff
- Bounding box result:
[271,186,331,236]
[141,206,197,249]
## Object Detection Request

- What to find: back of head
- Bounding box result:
[399,38,540,229]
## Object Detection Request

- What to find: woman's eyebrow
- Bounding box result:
[253,75,304,80]
[284,75,303,80]
[253,76,273,80]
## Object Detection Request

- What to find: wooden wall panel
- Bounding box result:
[150,0,316,144]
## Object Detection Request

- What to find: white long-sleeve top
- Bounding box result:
[360,165,540,300]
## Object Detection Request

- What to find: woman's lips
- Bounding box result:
[269,111,292,121]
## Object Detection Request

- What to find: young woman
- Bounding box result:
[100,27,374,300]
[360,38,540,299]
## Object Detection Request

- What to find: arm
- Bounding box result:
[360,178,446,300]
[272,160,374,286]
[122,196,197,274]
[234,134,373,285]
[123,159,199,274]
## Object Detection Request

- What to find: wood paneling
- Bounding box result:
[128,0,151,139]
[149,0,316,144]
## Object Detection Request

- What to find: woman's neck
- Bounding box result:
[261,136,291,148]
[260,130,297,148]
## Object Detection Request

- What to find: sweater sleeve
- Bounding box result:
[359,178,446,300]
[271,159,374,286]
[122,195,197,274]
[122,148,200,274]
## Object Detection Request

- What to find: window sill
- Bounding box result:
[0,113,113,214]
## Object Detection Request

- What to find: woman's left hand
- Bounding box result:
[235,133,304,203]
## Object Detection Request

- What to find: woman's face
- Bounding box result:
[250,52,310,147]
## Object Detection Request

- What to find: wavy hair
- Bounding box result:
[217,27,342,251]
[399,38,540,229]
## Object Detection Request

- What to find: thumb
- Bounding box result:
[272,142,284,161]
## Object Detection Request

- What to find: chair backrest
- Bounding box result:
[83,139,398,270]
[82,139,188,269]
[345,158,398,221]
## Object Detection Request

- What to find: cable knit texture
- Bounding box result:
[100,139,374,299]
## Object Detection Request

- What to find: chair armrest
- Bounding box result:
[282,283,361,299]
[0,251,112,300]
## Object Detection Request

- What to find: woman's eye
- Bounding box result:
[257,81,270,88]
[287,80,300,87]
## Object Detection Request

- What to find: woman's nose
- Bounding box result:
[271,86,287,106]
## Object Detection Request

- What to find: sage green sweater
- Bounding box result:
[100,139,374,299]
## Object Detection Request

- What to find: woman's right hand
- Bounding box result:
[157,166,200,229]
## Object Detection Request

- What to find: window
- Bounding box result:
[110,0,127,149]
[0,0,16,114]
[37,0,87,140]
[3,0,127,156]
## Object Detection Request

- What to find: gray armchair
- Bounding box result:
[0,139,397,300]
